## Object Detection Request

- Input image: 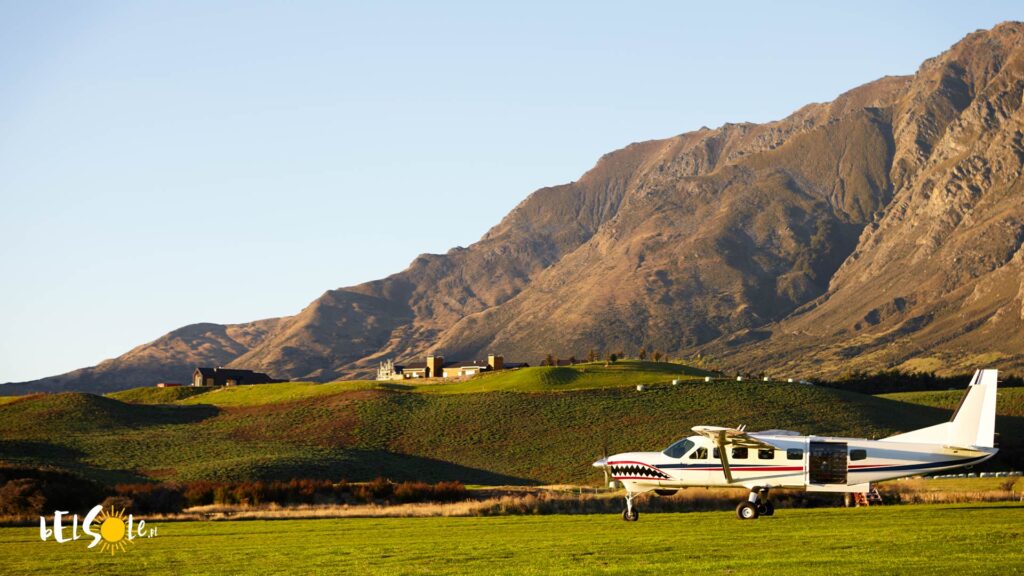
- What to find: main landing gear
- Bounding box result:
[622,492,639,521]
[736,487,774,520]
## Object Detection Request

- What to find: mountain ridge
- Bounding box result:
[7,22,1024,394]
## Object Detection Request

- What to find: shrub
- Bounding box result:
[0,479,47,516]
[114,483,184,514]
[0,466,108,517]
[184,482,217,507]
[100,495,135,514]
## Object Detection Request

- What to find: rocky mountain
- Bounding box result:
[7,22,1024,394]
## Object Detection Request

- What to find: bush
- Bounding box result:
[0,466,108,518]
[114,483,185,514]
[184,481,217,507]
[0,479,48,516]
[109,477,467,510]
[100,495,135,514]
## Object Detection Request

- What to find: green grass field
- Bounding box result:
[881,387,1024,416]
[2,503,1021,575]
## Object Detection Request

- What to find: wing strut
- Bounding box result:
[714,430,734,484]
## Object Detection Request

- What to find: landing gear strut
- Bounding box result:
[736,487,774,520]
[622,492,639,521]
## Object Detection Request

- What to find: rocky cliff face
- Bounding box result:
[10,23,1024,393]
[715,24,1024,375]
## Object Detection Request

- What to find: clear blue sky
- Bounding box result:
[1,1,1020,383]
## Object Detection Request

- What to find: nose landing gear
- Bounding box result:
[736,487,774,520]
[622,492,639,521]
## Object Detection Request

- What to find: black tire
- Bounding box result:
[759,501,775,516]
[622,508,639,521]
[736,501,759,520]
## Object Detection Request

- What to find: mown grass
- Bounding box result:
[138,361,715,406]
[107,386,212,404]
[420,361,714,394]
[174,380,380,407]
[1,503,1021,575]
[0,378,988,486]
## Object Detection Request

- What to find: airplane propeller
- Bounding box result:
[592,442,611,488]
[602,442,610,487]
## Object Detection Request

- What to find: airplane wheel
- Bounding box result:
[736,502,759,520]
[758,501,774,516]
[622,509,639,521]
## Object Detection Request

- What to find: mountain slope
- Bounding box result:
[7,23,1024,393]
[1,319,282,394]
[711,23,1024,375]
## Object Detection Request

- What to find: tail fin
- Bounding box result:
[882,369,998,448]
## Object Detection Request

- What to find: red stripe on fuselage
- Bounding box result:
[681,466,804,472]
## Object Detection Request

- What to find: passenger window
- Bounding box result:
[758,448,775,460]
[787,448,804,460]
[689,447,708,459]
[712,448,720,459]
[731,447,748,459]
[850,449,867,461]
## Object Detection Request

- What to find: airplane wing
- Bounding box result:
[691,426,784,484]
[691,425,781,450]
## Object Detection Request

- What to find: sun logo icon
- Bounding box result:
[95,507,132,555]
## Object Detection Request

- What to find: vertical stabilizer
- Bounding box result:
[881,369,998,448]
[948,369,998,448]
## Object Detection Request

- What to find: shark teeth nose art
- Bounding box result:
[610,463,670,480]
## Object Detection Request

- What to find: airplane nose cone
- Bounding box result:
[592,458,608,468]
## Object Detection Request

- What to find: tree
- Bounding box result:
[609,353,618,364]
[544,353,555,366]
[638,347,647,361]
[569,355,577,365]
[587,349,598,363]
[653,351,663,362]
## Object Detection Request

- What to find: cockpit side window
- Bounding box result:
[662,438,695,458]
[689,447,708,460]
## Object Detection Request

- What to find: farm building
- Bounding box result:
[155,382,183,388]
[377,354,528,380]
[192,367,285,387]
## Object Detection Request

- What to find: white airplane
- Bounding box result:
[593,369,999,520]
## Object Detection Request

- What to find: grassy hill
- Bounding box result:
[879,387,1024,470]
[107,385,212,404]
[108,361,712,407]
[879,387,1024,416]
[1,362,1019,486]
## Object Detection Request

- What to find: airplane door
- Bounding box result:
[808,441,848,485]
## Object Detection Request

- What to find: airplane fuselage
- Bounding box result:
[608,433,997,494]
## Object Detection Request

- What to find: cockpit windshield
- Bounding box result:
[662,438,695,458]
